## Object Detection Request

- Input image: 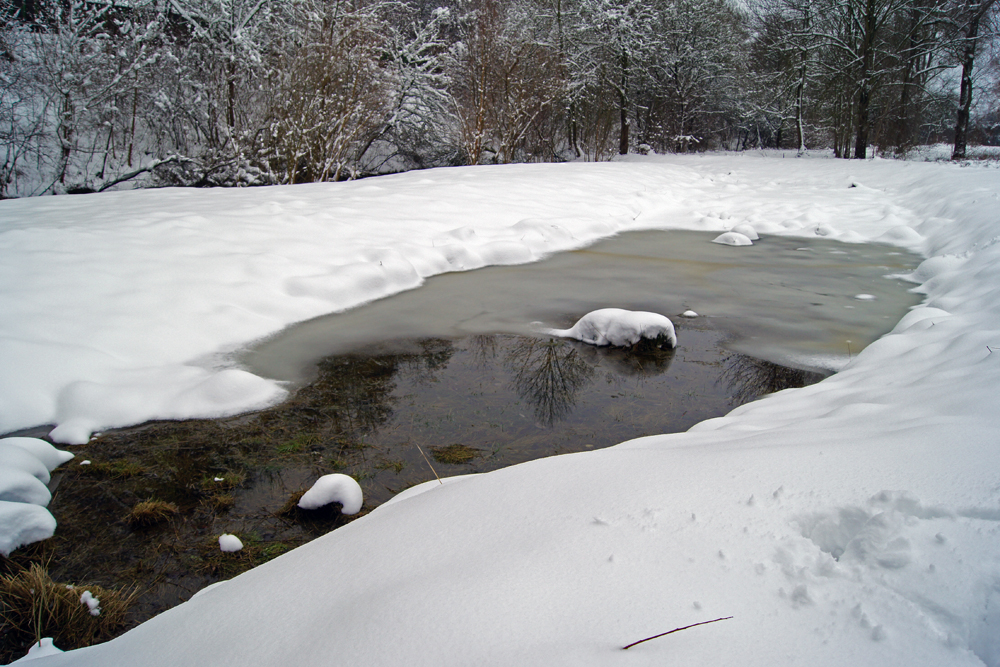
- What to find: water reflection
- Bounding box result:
[503,338,595,426]
[720,354,827,404]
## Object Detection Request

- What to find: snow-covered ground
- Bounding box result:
[3,153,1000,666]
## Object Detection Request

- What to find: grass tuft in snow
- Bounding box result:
[0,563,138,662]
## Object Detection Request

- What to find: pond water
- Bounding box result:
[242,229,924,382]
[6,230,924,655]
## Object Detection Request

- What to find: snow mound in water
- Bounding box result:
[545,308,677,348]
[298,474,364,514]
[712,231,753,246]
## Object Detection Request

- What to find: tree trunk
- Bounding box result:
[854,0,877,159]
[618,51,629,155]
[952,5,985,160]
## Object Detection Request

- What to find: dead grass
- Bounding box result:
[0,563,138,660]
[125,500,179,527]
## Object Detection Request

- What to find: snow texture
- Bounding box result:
[711,231,753,246]
[0,438,74,471]
[544,308,677,348]
[297,474,364,514]
[218,534,244,553]
[0,439,72,555]
[5,154,1000,667]
[0,501,57,557]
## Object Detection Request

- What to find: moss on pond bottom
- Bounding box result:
[2,329,823,661]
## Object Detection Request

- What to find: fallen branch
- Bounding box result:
[622,616,733,650]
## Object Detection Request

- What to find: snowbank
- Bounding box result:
[5,155,1000,667]
[0,438,72,555]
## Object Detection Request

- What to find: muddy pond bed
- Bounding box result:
[0,230,923,660]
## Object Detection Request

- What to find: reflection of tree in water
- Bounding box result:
[469,335,499,368]
[721,354,827,405]
[503,337,595,426]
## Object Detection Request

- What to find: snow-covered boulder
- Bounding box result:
[544,308,677,348]
[711,231,753,246]
[298,474,364,514]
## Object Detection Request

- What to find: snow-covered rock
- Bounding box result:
[298,474,363,514]
[544,308,677,348]
[712,231,753,246]
[218,534,244,553]
[681,310,699,318]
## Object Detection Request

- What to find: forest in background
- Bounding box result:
[1,0,998,198]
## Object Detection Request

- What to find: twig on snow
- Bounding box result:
[622,616,733,650]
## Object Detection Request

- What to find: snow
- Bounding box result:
[681,310,699,318]
[4,154,1000,666]
[297,474,364,514]
[0,438,72,555]
[79,591,101,616]
[0,438,74,471]
[0,501,57,557]
[711,231,753,246]
[544,308,677,348]
[10,639,63,663]
[218,534,244,553]
[731,223,759,240]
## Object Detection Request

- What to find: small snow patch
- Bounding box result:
[854,294,876,301]
[298,474,364,514]
[80,590,101,616]
[219,534,243,553]
[681,310,698,318]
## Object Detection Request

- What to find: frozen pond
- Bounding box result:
[243,229,924,382]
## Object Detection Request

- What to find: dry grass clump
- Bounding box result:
[0,563,138,659]
[430,444,481,465]
[125,500,179,527]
